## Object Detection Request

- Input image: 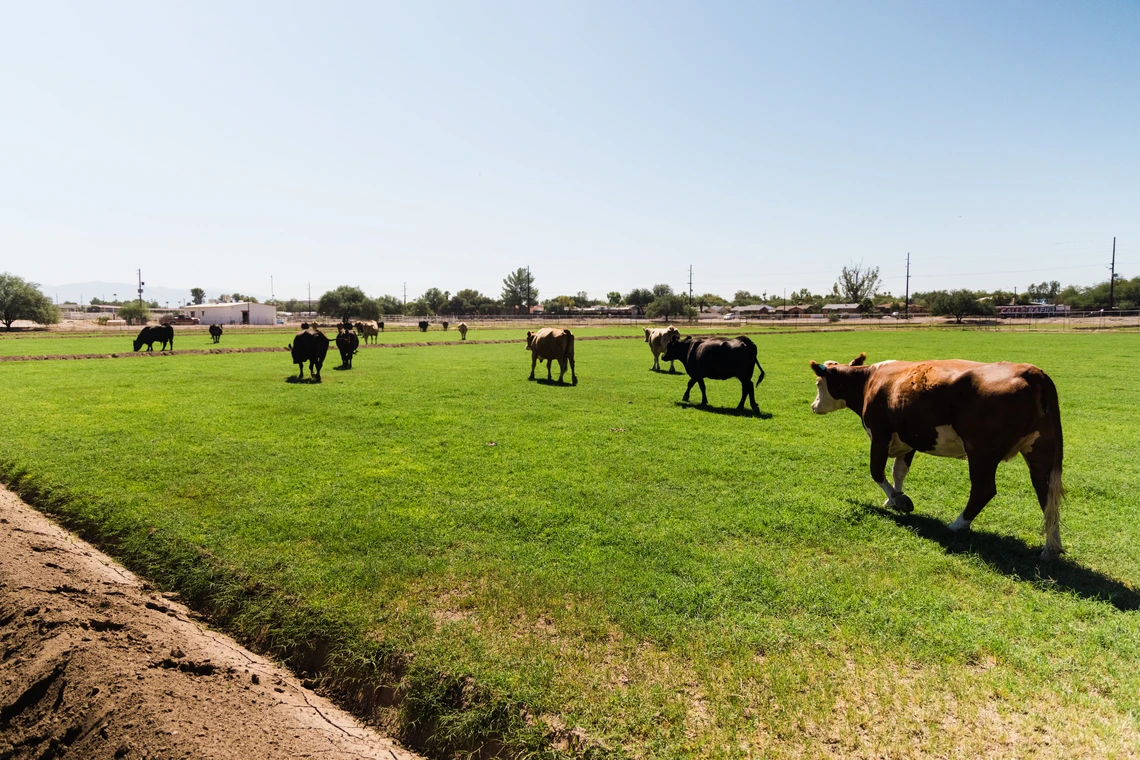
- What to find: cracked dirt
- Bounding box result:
[0,485,421,760]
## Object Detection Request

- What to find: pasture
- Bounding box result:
[0,330,1138,757]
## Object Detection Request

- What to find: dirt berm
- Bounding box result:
[0,485,421,760]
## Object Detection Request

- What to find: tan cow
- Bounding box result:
[644,325,680,372]
[809,353,1064,559]
[526,328,577,385]
[458,322,469,340]
[354,321,380,345]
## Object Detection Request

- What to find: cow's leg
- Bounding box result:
[297,362,304,380]
[949,456,1000,533]
[737,378,748,410]
[529,353,537,381]
[669,360,675,373]
[652,353,659,371]
[556,357,567,383]
[546,359,553,380]
[892,450,917,494]
[697,378,709,406]
[682,377,697,402]
[314,358,323,383]
[1024,444,1064,560]
[871,432,913,512]
[568,354,576,385]
[747,377,760,413]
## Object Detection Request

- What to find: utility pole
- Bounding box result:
[270,276,274,303]
[688,265,693,306]
[526,266,531,315]
[137,269,145,306]
[1109,236,1117,311]
[403,282,407,308]
[904,253,910,320]
[307,282,311,316]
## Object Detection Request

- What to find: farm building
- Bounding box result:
[736,304,776,315]
[822,303,863,315]
[773,304,805,315]
[185,302,277,325]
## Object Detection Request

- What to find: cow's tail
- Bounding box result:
[1041,374,1064,559]
[754,359,766,387]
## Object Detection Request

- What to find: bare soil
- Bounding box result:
[0,485,421,760]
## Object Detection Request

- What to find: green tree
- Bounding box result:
[835,262,881,303]
[695,293,728,312]
[733,290,764,306]
[230,293,259,303]
[645,294,694,321]
[0,273,60,330]
[625,288,654,307]
[404,299,430,317]
[606,291,623,305]
[573,291,592,307]
[317,286,371,322]
[544,295,577,314]
[502,268,538,313]
[652,283,674,299]
[928,290,996,324]
[117,301,150,326]
[190,288,206,305]
[1027,280,1062,302]
[420,288,450,314]
[376,295,404,316]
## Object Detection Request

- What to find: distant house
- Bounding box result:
[773,305,805,315]
[186,302,277,326]
[822,303,863,314]
[736,304,775,315]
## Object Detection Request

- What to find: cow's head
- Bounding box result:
[809,353,867,414]
[662,336,691,363]
[665,326,680,342]
[526,331,535,350]
[132,336,144,352]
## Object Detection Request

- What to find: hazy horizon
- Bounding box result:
[3,2,1136,302]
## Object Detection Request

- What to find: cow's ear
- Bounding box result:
[850,352,867,366]
[810,361,829,377]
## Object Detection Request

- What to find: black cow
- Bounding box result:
[335,325,359,369]
[418,320,429,332]
[133,324,174,352]
[288,323,330,382]
[209,324,223,344]
[442,321,450,331]
[662,335,766,413]
[378,321,384,332]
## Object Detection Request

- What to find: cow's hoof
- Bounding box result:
[889,494,914,513]
[572,378,578,386]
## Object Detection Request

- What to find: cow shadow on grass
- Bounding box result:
[673,401,772,419]
[284,375,323,384]
[534,378,575,388]
[861,502,1140,611]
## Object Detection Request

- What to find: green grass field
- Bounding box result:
[0,324,787,357]
[1,330,1138,758]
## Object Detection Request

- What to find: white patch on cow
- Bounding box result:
[871,360,897,367]
[877,479,899,506]
[811,375,846,414]
[926,425,968,459]
[1004,431,1040,461]
[948,512,972,532]
[892,456,911,492]
[862,425,913,459]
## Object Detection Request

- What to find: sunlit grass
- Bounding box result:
[0,330,1137,757]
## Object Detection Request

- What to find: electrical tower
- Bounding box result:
[1109,237,1117,311]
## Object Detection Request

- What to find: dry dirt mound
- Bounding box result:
[0,486,421,760]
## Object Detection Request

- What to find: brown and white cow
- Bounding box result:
[809,353,1064,559]
[354,321,380,345]
[526,328,576,385]
[458,322,469,340]
[644,325,681,372]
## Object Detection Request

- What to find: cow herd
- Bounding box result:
[133,320,1068,558]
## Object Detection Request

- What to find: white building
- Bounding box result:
[185,302,277,326]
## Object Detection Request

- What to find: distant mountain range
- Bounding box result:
[41,282,240,306]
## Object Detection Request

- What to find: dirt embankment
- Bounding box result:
[0,486,421,760]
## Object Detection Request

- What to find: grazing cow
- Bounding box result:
[209,324,222,344]
[644,325,681,372]
[133,324,174,352]
[442,321,450,331]
[354,321,380,345]
[662,336,765,413]
[378,321,385,332]
[458,322,469,340]
[809,353,1064,560]
[335,325,359,369]
[287,323,330,382]
[418,320,429,332]
[526,328,576,385]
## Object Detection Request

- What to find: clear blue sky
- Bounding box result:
[2,1,1136,304]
